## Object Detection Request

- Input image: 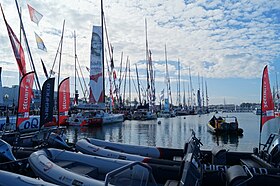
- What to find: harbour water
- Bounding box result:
[65,112,280,152]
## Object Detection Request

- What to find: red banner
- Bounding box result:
[1,5,26,76]
[261,65,275,131]
[16,72,35,129]
[58,77,70,126]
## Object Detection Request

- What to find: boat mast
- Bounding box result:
[14,0,41,91]
[202,76,205,113]
[177,59,181,107]
[189,66,193,111]
[74,30,78,105]
[164,44,172,108]
[122,56,129,107]
[129,59,131,110]
[205,80,209,112]
[135,64,142,106]
[57,20,65,91]
[101,0,105,103]
[145,19,150,108]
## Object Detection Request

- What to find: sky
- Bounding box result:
[1,0,280,105]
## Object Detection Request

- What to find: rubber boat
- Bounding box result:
[76,137,183,160]
[154,130,280,186]
[28,148,176,185]
[207,115,243,135]
[30,130,280,186]
[1,126,71,149]
[0,170,57,186]
[76,138,181,166]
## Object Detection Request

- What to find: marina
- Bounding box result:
[0,0,280,185]
[65,112,280,152]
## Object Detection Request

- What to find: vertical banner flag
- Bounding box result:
[89,26,104,104]
[27,4,43,25]
[58,77,70,126]
[260,65,275,131]
[40,78,55,128]
[16,71,35,130]
[1,5,26,76]
[35,32,47,51]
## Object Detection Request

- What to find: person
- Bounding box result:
[91,33,102,57]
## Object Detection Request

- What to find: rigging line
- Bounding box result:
[103,14,112,62]
[75,67,86,100]
[49,37,62,78]
[76,56,89,97]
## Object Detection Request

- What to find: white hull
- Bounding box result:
[79,138,161,158]
[0,170,56,186]
[28,148,151,185]
[101,113,124,124]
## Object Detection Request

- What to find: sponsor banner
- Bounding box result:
[40,78,55,128]
[16,72,35,129]
[58,77,70,125]
[261,65,275,131]
[89,25,104,103]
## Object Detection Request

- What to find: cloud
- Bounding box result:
[1,0,280,104]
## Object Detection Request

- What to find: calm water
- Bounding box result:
[65,112,280,152]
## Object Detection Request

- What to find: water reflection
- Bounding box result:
[64,113,280,152]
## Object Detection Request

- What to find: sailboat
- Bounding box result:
[69,4,123,126]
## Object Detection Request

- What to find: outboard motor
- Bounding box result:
[268,136,280,167]
[0,139,16,162]
[47,132,70,150]
[212,146,227,165]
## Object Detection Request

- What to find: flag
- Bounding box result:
[1,5,26,76]
[40,78,55,128]
[35,32,47,51]
[260,65,275,131]
[41,59,48,78]
[27,4,43,25]
[16,72,35,130]
[58,77,70,126]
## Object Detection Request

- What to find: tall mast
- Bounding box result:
[118,52,123,107]
[57,20,65,90]
[201,76,204,112]
[164,44,172,107]
[145,19,150,106]
[205,80,209,111]
[74,30,78,105]
[129,59,131,110]
[101,0,105,103]
[177,59,181,107]
[189,66,193,110]
[135,64,142,105]
[14,0,41,91]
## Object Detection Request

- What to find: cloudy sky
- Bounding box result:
[1,0,280,105]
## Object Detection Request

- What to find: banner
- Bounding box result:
[40,78,55,128]
[89,25,104,103]
[35,32,47,51]
[27,4,43,25]
[1,5,26,76]
[58,77,70,126]
[16,71,35,130]
[260,65,275,131]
